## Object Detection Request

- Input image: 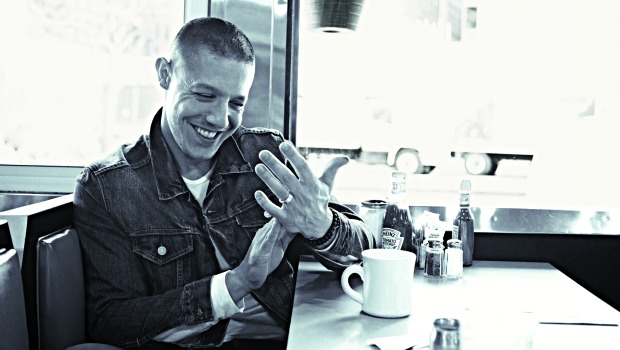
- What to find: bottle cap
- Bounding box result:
[428,239,444,249]
[392,171,407,179]
[460,179,471,192]
[447,239,462,249]
[361,199,388,209]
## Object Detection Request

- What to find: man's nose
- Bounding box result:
[205,101,229,128]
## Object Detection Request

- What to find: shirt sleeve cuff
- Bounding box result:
[212,270,245,320]
[153,271,241,344]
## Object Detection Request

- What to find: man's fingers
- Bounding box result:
[278,141,313,184]
[258,150,300,186]
[318,156,349,193]
[250,217,274,250]
[253,214,296,249]
[255,163,291,200]
[254,190,287,223]
[248,218,279,263]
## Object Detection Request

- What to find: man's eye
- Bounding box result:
[196,93,215,99]
[229,101,245,112]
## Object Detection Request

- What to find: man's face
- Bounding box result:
[161,48,255,163]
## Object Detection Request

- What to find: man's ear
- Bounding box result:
[155,57,171,89]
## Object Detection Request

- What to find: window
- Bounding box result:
[0,0,183,199]
[296,0,620,210]
[0,1,184,167]
[1,0,619,233]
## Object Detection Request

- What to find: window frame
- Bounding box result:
[0,165,80,195]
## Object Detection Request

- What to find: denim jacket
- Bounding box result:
[73,109,370,348]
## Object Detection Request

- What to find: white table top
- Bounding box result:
[287,255,620,350]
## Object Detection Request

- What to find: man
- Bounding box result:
[73,17,370,349]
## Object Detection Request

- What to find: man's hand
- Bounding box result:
[254,141,349,239]
[226,218,294,303]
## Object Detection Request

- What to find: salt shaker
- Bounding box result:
[359,199,387,248]
[429,318,461,350]
[444,239,463,279]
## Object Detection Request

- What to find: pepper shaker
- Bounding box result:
[424,239,444,278]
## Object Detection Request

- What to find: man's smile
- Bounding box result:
[193,125,219,139]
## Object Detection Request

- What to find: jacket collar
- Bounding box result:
[146,108,253,201]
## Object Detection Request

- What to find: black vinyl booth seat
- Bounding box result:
[37,228,121,350]
[37,229,86,349]
[0,195,120,350]
[0,248,30,350]
[0,219,13,251]
[1,195,74,350]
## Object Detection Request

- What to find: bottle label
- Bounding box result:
[391,179,406,195]
[381,228,403,249]
[452,224,459,240]
[425,220,444,241]
[459,193,470,206]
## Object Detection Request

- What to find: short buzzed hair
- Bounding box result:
[171,17,254,64]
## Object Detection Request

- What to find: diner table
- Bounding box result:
[287,255,620,349]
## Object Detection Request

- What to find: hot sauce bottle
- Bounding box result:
[452,180,474,266]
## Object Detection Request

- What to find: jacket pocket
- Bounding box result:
[130,228,194,265]
[235,207,268,238]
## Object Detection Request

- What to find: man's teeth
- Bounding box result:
[195,126,217,139]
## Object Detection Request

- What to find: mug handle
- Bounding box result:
[340,264,364,305]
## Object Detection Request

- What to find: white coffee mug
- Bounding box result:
[341,249,416,318]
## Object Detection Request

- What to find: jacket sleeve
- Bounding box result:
[73,167,227,348]
[304,202,371,272]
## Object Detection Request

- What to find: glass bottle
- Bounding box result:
[381,172,415,254]
[418,239,429,270]
[452,180,474,266]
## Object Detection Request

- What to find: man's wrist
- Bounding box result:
[306,208,339,247]
[225,269,252,304]
[213,271,244,319]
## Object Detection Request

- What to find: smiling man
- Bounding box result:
[73,17,370,350]
[155,25,254,181]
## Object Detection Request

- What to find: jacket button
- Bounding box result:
[157,245,167,256]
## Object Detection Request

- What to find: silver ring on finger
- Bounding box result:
[279,192,294,204]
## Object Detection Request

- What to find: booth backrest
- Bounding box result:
[0,248,30,350]
[474,231,620,312]
[0,194,74,349]
[0,219,13,250]
[1,195,120,350]
[37,228,86,350]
